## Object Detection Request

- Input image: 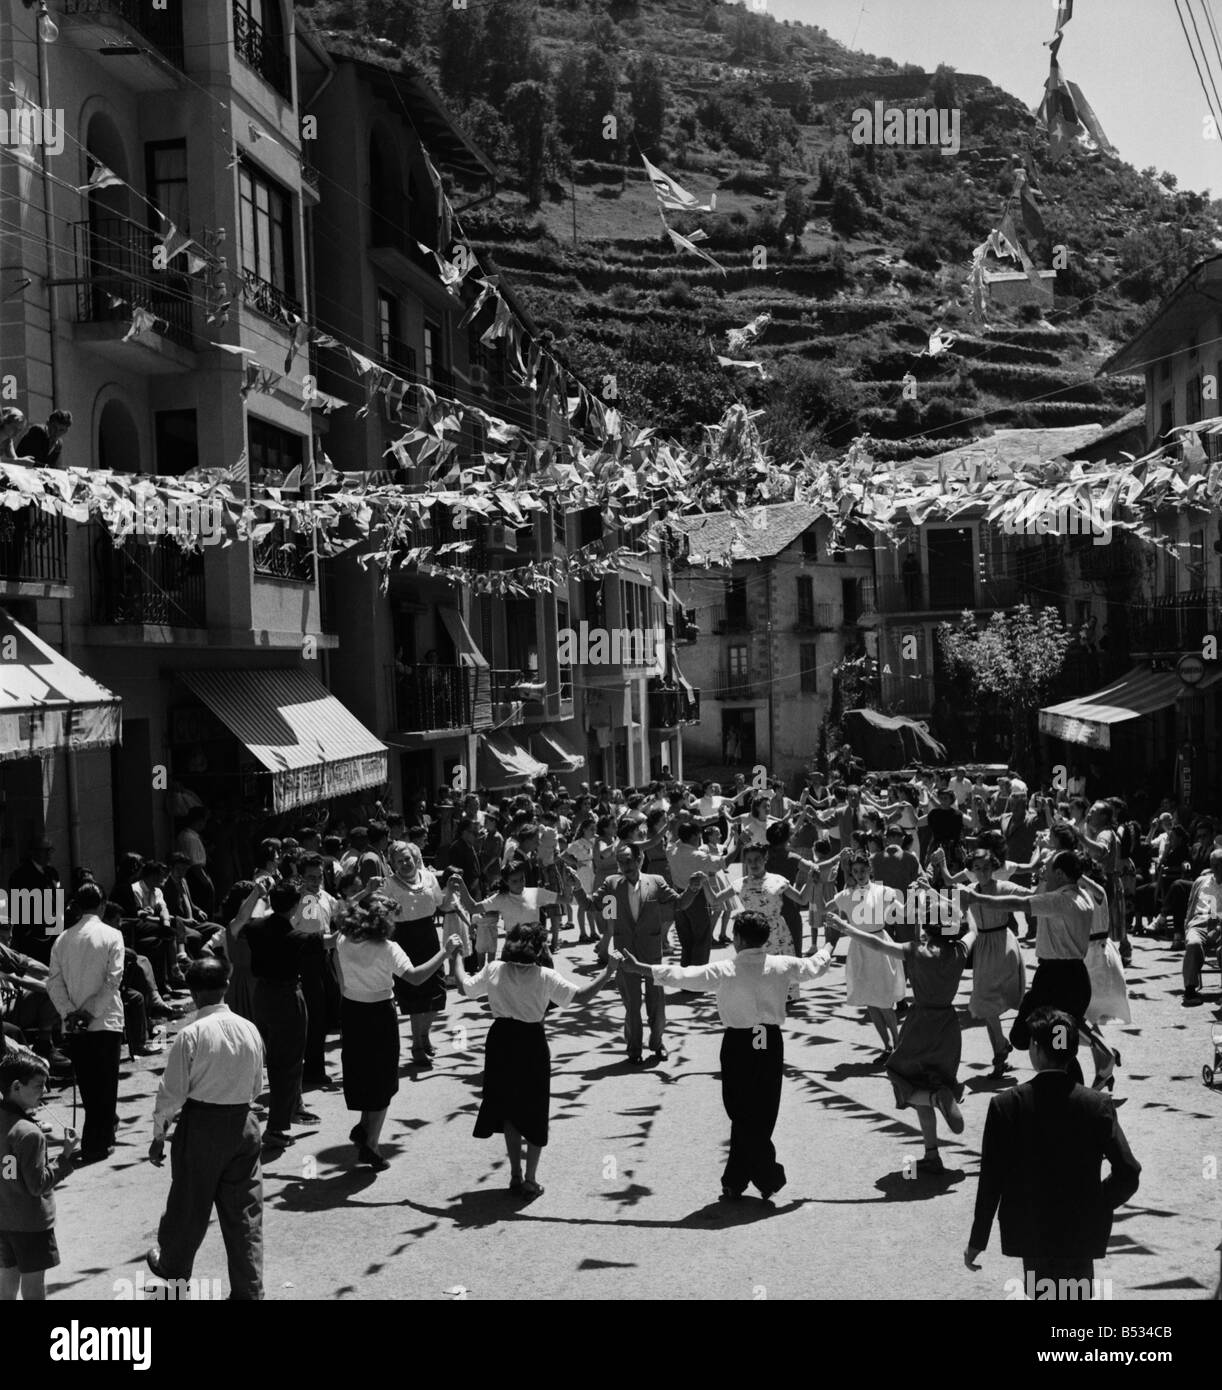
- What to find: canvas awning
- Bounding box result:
[531,729,585,773]
[179,668,388,812]
[0,609,121,761]
[478,730,547,786]
[1039,666,1222,750]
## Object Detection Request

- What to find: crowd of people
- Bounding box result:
[2,758,1217,1300]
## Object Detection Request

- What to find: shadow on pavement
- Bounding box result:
[397,1192,810,1230]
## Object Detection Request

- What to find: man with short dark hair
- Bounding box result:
[146,957,265,1300]
[965,1008,1141,1299]
[621,910,831,1200]
[46,885,124,1163]
[16,409,71,469]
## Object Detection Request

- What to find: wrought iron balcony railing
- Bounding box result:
[392,663,476,734]
[715,671,761,699]
[62,0,186,70]
[1129,589,1222,656]
[240,268,301,325]
[92,531,205,627]
[253,523,315,583]
[232,0,291,97]
[74,216,194,347]
[0,507,68,585]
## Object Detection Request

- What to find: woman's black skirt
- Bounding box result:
[341,997,400,1112]
[474,1017,551,1148]
[393,914,446,1016]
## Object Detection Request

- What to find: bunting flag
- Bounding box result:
[1036,40,1112,160]
[997,209,1044,289]
[665,224,727,274]
[283,316,312,376]
[123,307,166,342]
[156,222,194,265]
[725,312,772,355]
[915,330,958,358]
[421,151,452,249]
[1054,0,1073,33]
[1016,174,1048,247]
[77,161,124,193]
[641,154,714,213]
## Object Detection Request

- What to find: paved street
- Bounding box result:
[47,931,1221,1302]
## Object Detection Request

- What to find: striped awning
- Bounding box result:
[179,668,388,812]
[0,609,121,761]
[1039,665,1222,750]
[531,729,585,773]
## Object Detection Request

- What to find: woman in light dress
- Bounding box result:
[1079,871,1129,1090]
[448,858,562,967]
[378,840,447,1066]
[560,816,598,944]
[825,854,906,1059]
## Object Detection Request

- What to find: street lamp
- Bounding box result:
[22,1,59,44]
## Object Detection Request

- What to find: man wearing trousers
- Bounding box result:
[666,823,723,971]
[965,1007,1141,1299]
[147,958,265,1300]
[1180,850,1222,1004]
[235,881,321,1149]
[46,885,124,1163]
[620,910,831,1199]
[572,842,700,1063]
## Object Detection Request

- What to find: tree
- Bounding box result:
[503,80,556,207]
[582,47,621,159]
[830,182,865,235]
[930,63,957,110]
[553,46,589,152]
[628,54,668,155]
[485,0,539,107]
[779,182,808,252]
[937,604,1071,769]
[436,3,486,108]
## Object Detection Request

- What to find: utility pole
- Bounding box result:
[571,170,578,248]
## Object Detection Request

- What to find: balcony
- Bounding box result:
[232,0,291,98]
[794,603,837,632]
[61,0,186,79]
[715,671,762,700]
[881,673,934,715]
[392,664,476,735]
[253,524,315,583]
[92,533,206,628]
[874,573,1022,616]
[319,557,337,635]
[706,603,751,634]
[648,680,701,728]
[240,268,301,326]
[1129,589,1222,657]
[490,668,529,726]
[0,508,68,589]
[73,216,195,352]
[1076,537,1133,581]
[300,162,321,204]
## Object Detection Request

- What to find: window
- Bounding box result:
[1162,539,1177,598]
[1189,528,1206,580]
[582,578,605,628]
[155,410,198,476]
[145,140,189,238]
[424,322,444,386]
[238,162,295,310]
[552,499,565,547]
[842,577,862,625]
[801,529,819,561]
[1159,399,1173,441]
[557,598,573,702]
[369,134,405,251]
[1187,374,1203,428]
[248,417,303,482]
[377,292,399,362]
[800,643,818,694]
[728,644,748,679]
[725,576,748,626]
[1160,358,1171,381]
[796,576,815,627]
[233,0,290,97]
[621,581,648,656]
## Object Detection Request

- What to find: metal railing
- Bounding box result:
[794,602,838,631]
[715,671,761,699]
[706,603,751,633]
[880,673,934,714]
[0,507,68,585]
[92,531,205,627]
[392,663,476,733]
[232,0,290,97]
[253,523,315,583]
[74,217,194,347]
[1129,589,1222,655]
[648,682,702,728]
[874,573,1023,614]
[62,0,186,70]
[240,267,300,324]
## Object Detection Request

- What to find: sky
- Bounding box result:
[744,0,1222,197]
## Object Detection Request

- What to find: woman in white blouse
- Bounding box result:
[335,899,448,1171]
[449,923,616,1197]
[379,841,446,1066]
[560,816,598,945]
[447,858,562,965]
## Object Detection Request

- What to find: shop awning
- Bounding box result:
[478,730,548,787]
[179,668,388,813]
[1038,666,1222,750]
[531,729,585,773]
[0,609,121,761]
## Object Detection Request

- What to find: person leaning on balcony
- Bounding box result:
[16,410,71,470]
[0,408,27,462]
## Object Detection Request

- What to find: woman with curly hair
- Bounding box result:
[450,924,616,1198]
[334,898,449,1171]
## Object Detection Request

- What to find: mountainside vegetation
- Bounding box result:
[297,0,1222,463]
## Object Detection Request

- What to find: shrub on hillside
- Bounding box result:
[830,184,865,235]
[903,238,941,272]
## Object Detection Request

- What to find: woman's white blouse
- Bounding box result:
[462,960,578,1021]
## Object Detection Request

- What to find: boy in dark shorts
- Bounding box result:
[0,1046,78,1299]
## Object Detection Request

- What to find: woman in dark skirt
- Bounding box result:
[827,896,977,1175]
[335,898,448,1171]
[380,841,447,1066]
[449,924,617,1198]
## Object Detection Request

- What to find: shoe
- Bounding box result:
[1119,951,1133,968]
[626,1051,643,1065]
[933,1087,965,1135]
[136,1042,163,1056]
[1091,1071,1115,1092]
[358,1144,389,1172]
[302,1073,333,1089]
[720,1183,744,1201]
[411,1048,433,1068]
[146,1247,172,1281]
[147,1004,182,1022]
[757,1168,787,1202]
[519,1179,544,1197]
[916,1153,946,1174]
[509,1175,524,1192]
[293,1109,320,1125]
[1182,989,1202,1005]
[877,1049,892,1066]
[650,1046,669,1062]
[991,1046,1013,1078]
[349,1124,366,1147]
[423,1042,436,1057]
[262,1130,293,1150]
[74,1148,114,1165]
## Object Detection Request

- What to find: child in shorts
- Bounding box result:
[0,1046,78,1300]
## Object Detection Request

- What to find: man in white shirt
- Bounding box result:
[1181,850,1222,1003]
[621,910,831,1200]
[46,884,125,1163]
[667,823,725,971]
[948,767,974,808]
[146,957,265,1300]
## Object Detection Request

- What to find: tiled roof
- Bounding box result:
[671,503,823,564]
[882,424,1107,484]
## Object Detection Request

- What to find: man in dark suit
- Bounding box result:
[570,842,703,1064]
[965,1007,1141,1299]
